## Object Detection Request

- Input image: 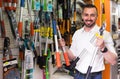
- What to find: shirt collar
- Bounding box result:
[81,24,99,33]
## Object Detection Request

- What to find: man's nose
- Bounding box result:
[87,15,92,20]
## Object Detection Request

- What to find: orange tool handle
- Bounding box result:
[57,25,70,66]
[56,52,61,68]
[30,22,34,36]
[67,20,70,32]
[18,22,23,38]
[62,19,65,34]
[63,52,70,66]
[73,11,76,22]
[73,0,76,23]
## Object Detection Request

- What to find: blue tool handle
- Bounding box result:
[52,20,57,35]
[20,0,25,7]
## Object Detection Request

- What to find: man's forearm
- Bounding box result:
[103,50,117,65]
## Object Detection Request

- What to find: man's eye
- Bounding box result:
[84,14,88,16]
[91,14,96,17]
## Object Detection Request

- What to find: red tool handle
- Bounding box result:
[18,22,23,38]
[3,0,8,10]
[12,0,18,10]
[30,22,34,36]
[7,0,12,10]
[0,0,2,7]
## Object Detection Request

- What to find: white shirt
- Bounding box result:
[70,24,116,74]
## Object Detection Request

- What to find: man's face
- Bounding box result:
[82,8,98,28]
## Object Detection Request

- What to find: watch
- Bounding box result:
[101,47,108,53]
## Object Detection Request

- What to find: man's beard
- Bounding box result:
[84,20,96,28]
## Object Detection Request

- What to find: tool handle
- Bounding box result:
[33,49,37,58]
[51,44,55,65]
[52,20,61,67]
[18,22,23,38]
[56,52,61,67]
[69,57,80,70]
[52,20,57,35]
[12,0,18,10]
[18,0,25,38]
[52,52,55,65]
[43,0,47,11]
[13,0,18,4]
[85,22,105,78]
[20,0,25,7]
[63,52,70,66]
[85,66,92,79]
[7,0,12,3]
[0,0,2,7]
[67,20,70,32]
[3,0,7,10]
[30,22,34,36]
[7,0,12,10]
[73,0,76,22]
[19,48,24,60]
[43,55,47,68]
[57,25,70,66]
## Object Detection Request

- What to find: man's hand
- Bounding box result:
[59,38,66,47]
[96,37,105,50]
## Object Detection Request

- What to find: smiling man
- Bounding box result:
[59,4,118,79]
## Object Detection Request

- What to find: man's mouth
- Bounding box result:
[86,20,92,24]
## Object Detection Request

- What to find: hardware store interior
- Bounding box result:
[0,0,120,79]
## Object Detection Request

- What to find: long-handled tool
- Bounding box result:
[57,25,70,66]
[18,0,25,38]
[85,22,106,79]
[5,9,17,39]
[85,0,106,78]
[69,48,88,70]
[23,30,38,79]
[71,0,77,35]
[27,0,34,38]
[3,0,18,39]
[53,20,61,68]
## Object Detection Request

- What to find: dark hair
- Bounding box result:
[82,4,98,15]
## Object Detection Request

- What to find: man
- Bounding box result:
[59,4,117,79]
